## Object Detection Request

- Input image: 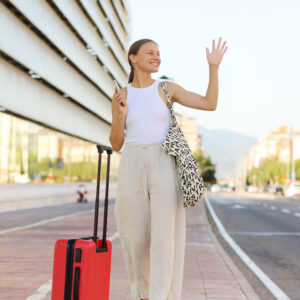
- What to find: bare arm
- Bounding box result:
[167,66,218,111]
[205,64,219,109]
[167,37,227,111]
[109,87,128,152]
[109,115,126,152]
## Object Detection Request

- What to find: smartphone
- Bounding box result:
[113,79,125,106]
[113,79,120,92]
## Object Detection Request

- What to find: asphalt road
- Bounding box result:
[208,192,300,300]
[0,198,115,233]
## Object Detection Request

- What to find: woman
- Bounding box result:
[110,37,227,300]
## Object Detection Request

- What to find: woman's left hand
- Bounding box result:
[206,37,228,68]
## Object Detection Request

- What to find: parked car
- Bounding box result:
[269,185,284,195]
[211,184,221,192]
[225,185,236,192]
[262,186,269,193]
[248,185,259,193]
[284,182,300,197]
[220,183,229,192]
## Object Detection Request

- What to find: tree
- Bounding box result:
[193,150,217,185]
[249,157,286,185]
[295,158,300,180]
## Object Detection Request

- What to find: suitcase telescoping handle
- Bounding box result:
[93,145,113,248]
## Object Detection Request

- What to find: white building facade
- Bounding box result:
[0,0,131,145]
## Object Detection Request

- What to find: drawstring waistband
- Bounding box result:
[124,142,163,199]
[122,142,182,202]
[136,146,148,199]
[123,141,163,149]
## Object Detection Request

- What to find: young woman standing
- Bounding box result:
[110,37,227,300]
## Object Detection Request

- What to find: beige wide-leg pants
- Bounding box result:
[114,142,186,300]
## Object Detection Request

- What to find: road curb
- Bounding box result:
[202,195,261,300]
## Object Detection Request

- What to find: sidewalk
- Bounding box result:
[1,195,253,300]
[109,196,252,299]
[0,182,117,212]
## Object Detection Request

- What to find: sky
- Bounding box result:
[126,0,300,139]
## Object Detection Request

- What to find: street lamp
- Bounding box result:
[159,75,174,82]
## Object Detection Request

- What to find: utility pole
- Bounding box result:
[290,125,295,181]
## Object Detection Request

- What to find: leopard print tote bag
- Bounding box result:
[161,81,205,207]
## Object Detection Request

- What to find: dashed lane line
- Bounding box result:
[227,231,300,236]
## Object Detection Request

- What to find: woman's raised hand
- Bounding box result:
[112,88,128,119]
[206,37,228,68]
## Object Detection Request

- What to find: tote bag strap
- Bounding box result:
[161,81,176,116]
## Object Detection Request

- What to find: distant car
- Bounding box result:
[285,182,300,197]
[220,183,229,192]
[248,185,259,193]
[262,187,269,193]
[205,185,211,191]
[211,184,221,192]
[269,185,284,195]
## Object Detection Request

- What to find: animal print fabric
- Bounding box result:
[161,81,205,207]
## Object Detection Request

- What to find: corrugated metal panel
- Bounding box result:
[10,0,115,95]
[0,5,112,123]
[99,0,128,49]
[81,0,128,71]
[52,0,127,86]
[0,57,110,145]
[0,0,131,145]
[113,0,132,36]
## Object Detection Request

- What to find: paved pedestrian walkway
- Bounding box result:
[1,195,251,300]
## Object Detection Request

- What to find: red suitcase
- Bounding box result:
[51,145,113,300]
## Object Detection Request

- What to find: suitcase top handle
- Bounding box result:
[97,145,113,154]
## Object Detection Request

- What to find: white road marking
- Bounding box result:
[282,209,290,214]
[27,280,52,300]
[228,231,300,236]
[231,204,244,209]
[26,232,119,300]
[270,206,277,210]
[0,209,95,235]
[263,204,268,207]
[294,212,300,218]
[109,231,119,241]
[205,195,291,300]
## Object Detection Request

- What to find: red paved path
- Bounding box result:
[0,199,248,300]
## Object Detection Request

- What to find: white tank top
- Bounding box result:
[124,79,171,144]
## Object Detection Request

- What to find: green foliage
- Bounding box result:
[28,151,38,180]
[248,157,286,185]
[295,158,300,180]
[68,161,98,182]
[193,150,217,185]
[28,156,100,182]
[16,146,25,174]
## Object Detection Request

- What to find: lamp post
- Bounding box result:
[290,125,296,181]
[159,75,174,82]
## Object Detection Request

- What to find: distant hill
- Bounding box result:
[197,126,257,179]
